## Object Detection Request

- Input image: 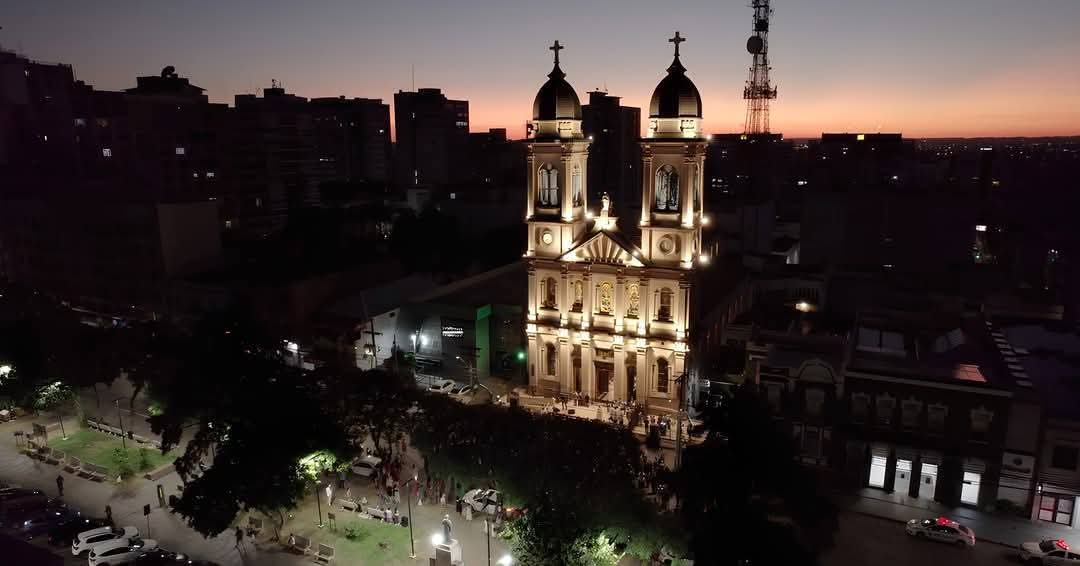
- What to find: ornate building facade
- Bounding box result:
[525,35,708,413]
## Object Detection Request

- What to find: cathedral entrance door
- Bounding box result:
[595,362,613,400]
[627,365,637,402]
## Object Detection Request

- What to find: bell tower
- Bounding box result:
[525,41,591,260]
[639,32,707,270]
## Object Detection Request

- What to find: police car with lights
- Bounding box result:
[905,516,976,547]
[1019,539,1080,564]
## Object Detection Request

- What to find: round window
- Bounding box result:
[658,235,676,255]
[541,230,554,245]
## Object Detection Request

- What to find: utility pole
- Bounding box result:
[114,399,126,449]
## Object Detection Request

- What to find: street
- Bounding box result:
[823,512,1020,566]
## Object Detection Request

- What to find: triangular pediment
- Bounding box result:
[560,230,646,267]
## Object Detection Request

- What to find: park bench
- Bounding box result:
[313,543,335,564]
[63,456,83,474]
[287,534,311,555]
[45,448,64,465]
[132,434,149,444]
[335,499,358,512]
[82,463,108,482]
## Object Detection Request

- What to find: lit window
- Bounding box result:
[192,172,199,179]
[175,146,186,156]
[206,171,215,179]
[449,192,456,200]
[255,197,263,208]
[541,277,558,308]
[655,166,680,211]
[224,220,233,229]
[538,163,559,206]
[102,148,113,158]
[571,165,583,207]
[546,343,557,377]
[657,288,673,321]
[74,118,86,127]
[571,281,583,312]
[656,358,670,394]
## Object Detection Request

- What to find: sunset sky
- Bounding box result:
[6,0,1080,139]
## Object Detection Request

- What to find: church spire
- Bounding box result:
[548,40,566,79]
[667,31,686,73]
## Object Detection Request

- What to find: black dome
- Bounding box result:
[533,64,581,121]
[649,57,702,119]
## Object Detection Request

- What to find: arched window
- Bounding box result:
[597,281,614,314]
[655,165,679,211]
[692,164,700,212]
[538,163,559,206]
[546,343,557,376]
[541,277,558,308]
[626,283,640,317]
[656,357,670,393]
[572,165,583,207]
[658,287,674,321]
[571,280,583,311]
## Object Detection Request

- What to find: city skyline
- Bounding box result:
[6,0,1080,139]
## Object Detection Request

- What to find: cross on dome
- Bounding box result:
[669,32,685,57]
[549,40,564,65]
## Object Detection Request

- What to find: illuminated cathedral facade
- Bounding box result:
[524,34,708,413]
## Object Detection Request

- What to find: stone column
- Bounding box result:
[582,269,593,328]
[613,343,626,401]
[526,150,536,219]
[581,338,594,400]
[560,266,570,324]
[526,263,537,320]
[558,335,571,393]
[681,155,694,227]
[638,275,651,336]
[526,334,538,393]
[640,151,653,226]
[614,271,625,332]
[560,154,572,220]
[639,347,650,409]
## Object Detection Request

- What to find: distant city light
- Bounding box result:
[975,225,987,232]
[0,365,12,377]
[856,134,865,141]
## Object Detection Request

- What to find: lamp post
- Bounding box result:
[114,399,126,449]
[484,519,491,566]
[315,482,324,528]
[406,475,416,558]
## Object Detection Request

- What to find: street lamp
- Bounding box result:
[430,533,445,546]
[498,555,514,566]
[114,399,126,449]
[406,475,417,558]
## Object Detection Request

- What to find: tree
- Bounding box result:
[411,395,678,564]
[322,366,417,461]
[148,308,351,537]
[673,384,838,565]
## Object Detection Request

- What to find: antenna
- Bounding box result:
[743,0,778,134]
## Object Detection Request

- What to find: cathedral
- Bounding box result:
[524,34,708,414]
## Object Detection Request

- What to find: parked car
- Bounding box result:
[48,515,108,546]
[72,525,138,556]
[463,488,502,515]
[905,516,975,547]
[16,502,79,539]
[428,379,456,394]
[89,537,158,566]
[0,487,48,526]
[351,455,383,478]
[1019,539,1080,564]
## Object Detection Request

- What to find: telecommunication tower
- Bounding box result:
[743,0,777,134]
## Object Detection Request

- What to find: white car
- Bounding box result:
[351,455,382,478]
[72,525,138,556]
[428,379,455,394]
[1019,539,1080,564]
[463,488,502,515]
[88,537,158,566]
[905,516,975,547]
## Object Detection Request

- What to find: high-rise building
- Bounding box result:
[309,96,392,185]
[582,91,641,230]
[393,88,469,187]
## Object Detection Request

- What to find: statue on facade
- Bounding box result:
[442,513,453,542]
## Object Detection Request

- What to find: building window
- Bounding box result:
[255,197,263,208]
[928,404,948,433]
[175,146,186,156]
[571,281,583,311]
[572,165,583,207]
[545,343,557,377]
[224,220,233,230]
[875,395,896,426]
[74,118,86,127]
[805,388,825,417]
[102,148,113,158]
[970,407,993,435]
[656,358,670,394]
[1051,446,1079,471]
[597,282,613,315]
[655,165,679,211]
[541,277,557,308]
[206,171,216,179]
[538,163,559,206]
[851,393,869,423]
[901,399,923,430]
[657,288,673,321]
[626,284,640,318]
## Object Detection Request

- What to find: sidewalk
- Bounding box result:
[840,487,1077,548]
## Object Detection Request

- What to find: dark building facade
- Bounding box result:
[582,91,640,227]
[393,88,469,187]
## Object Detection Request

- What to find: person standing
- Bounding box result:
[235,526,245,555]
[105,505,113,525]
[55,474,64,497]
